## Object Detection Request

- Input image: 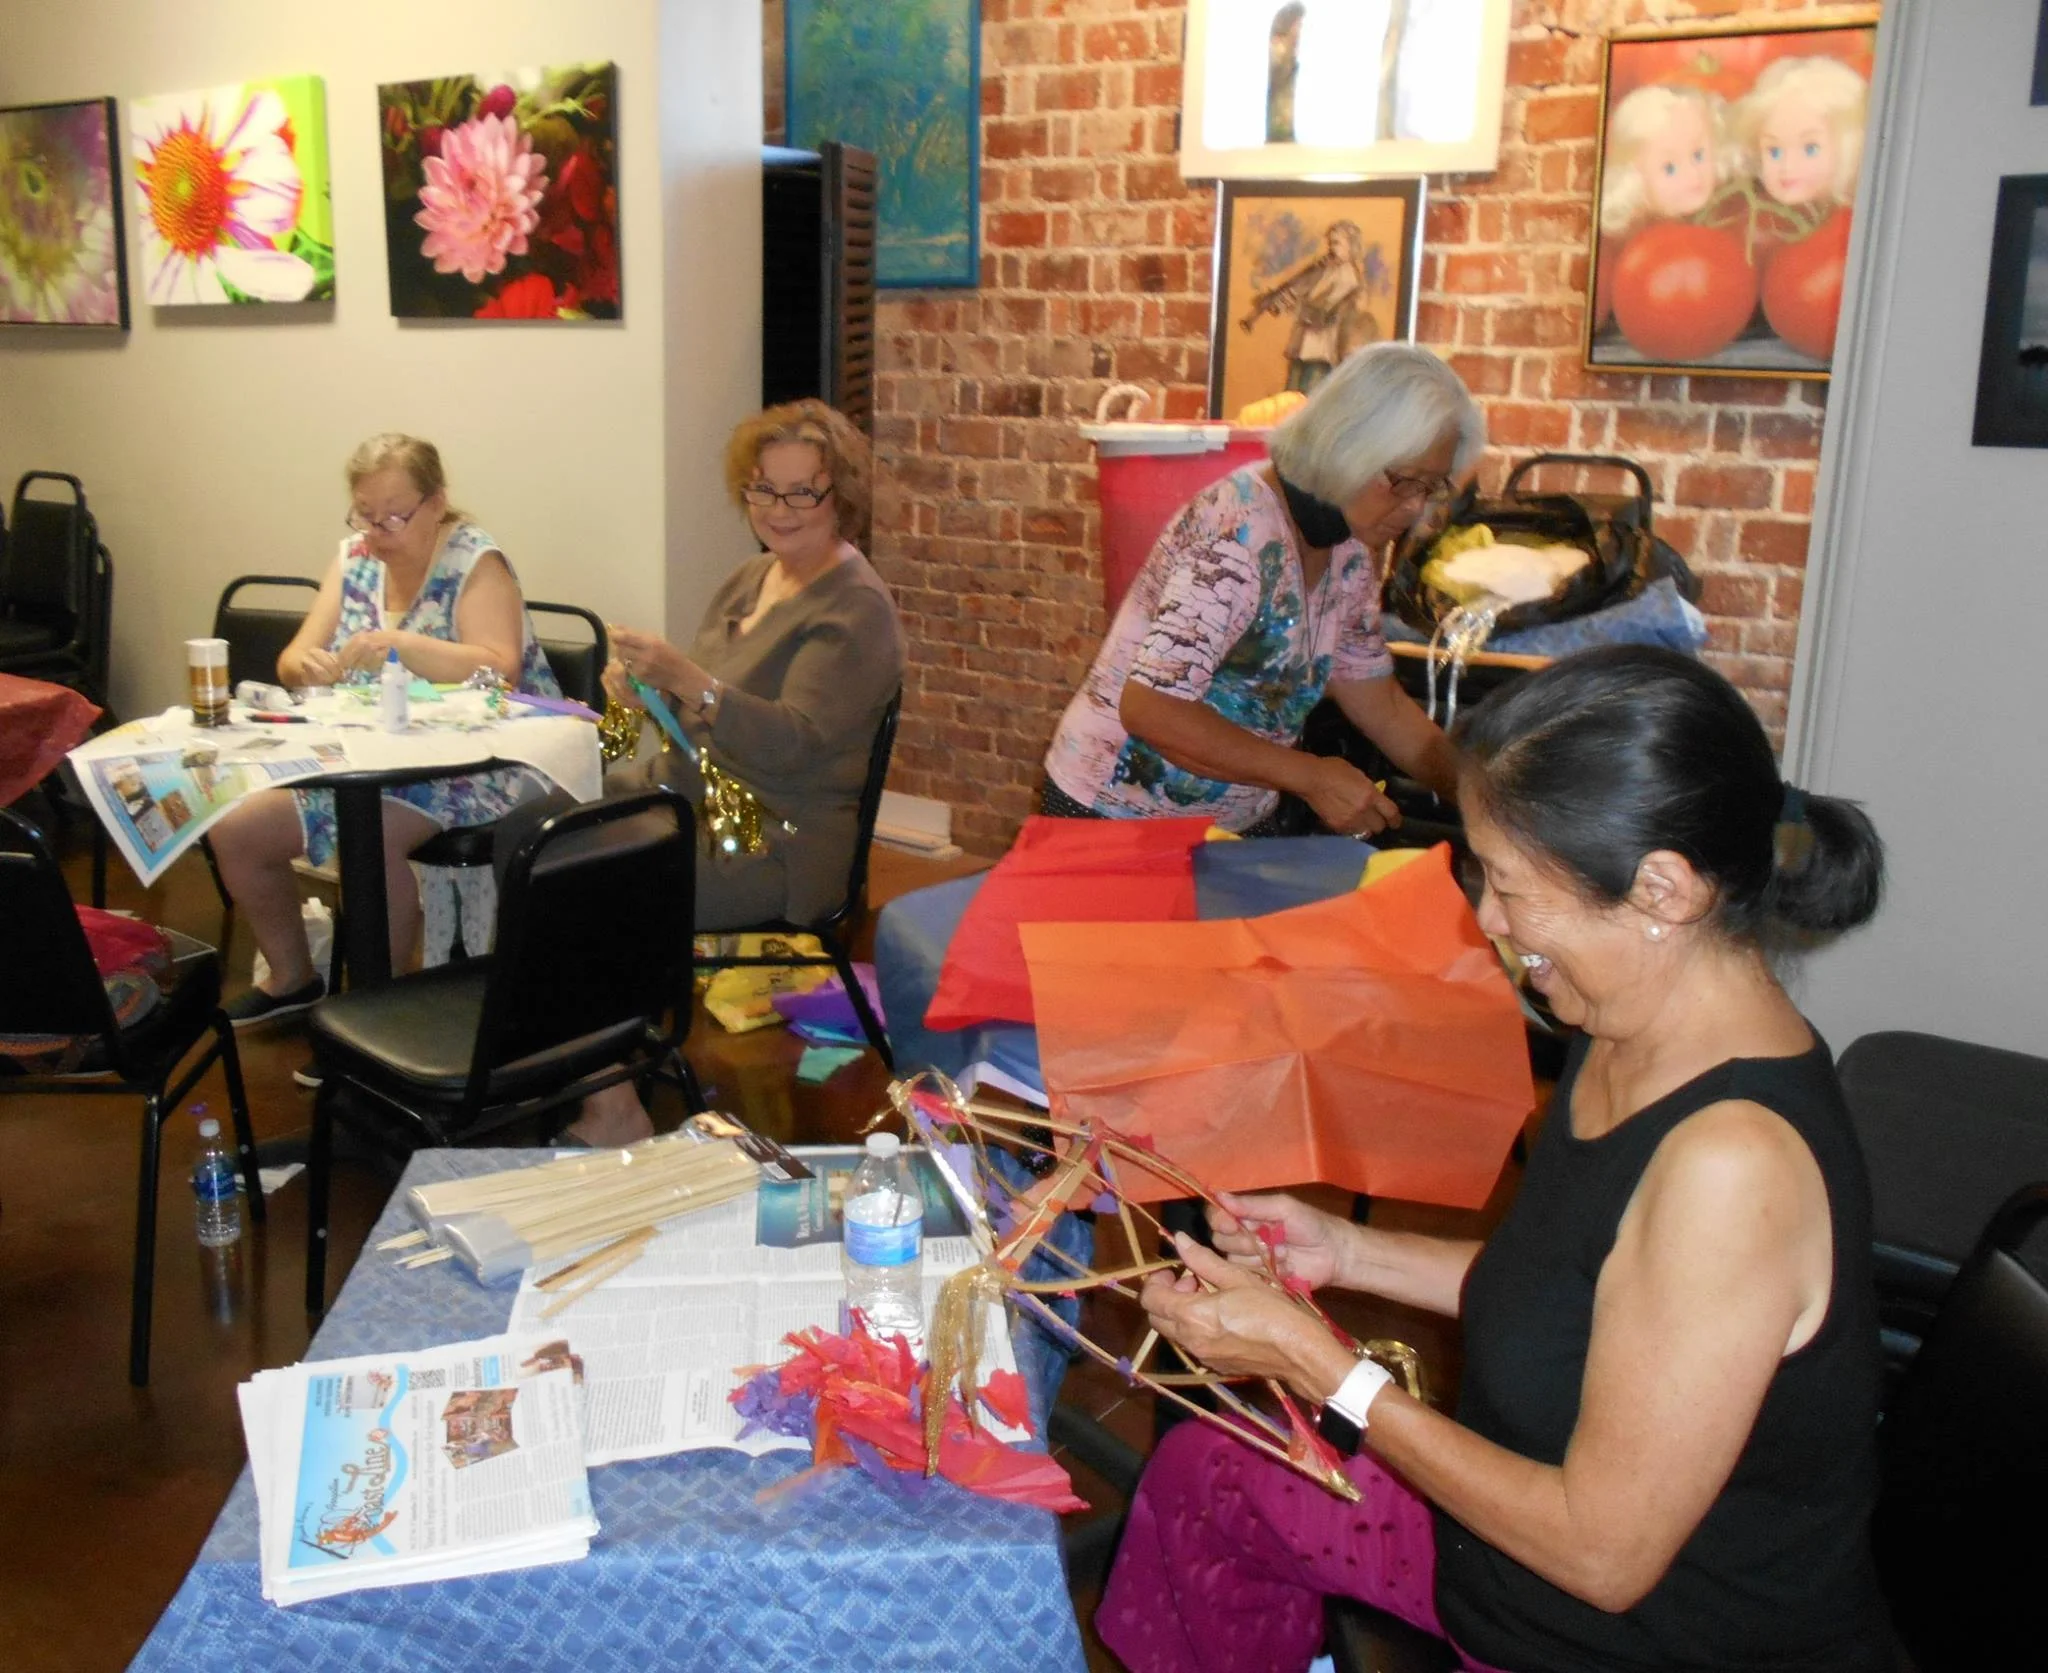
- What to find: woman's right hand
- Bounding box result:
[287,645,344,687]
[1209,1190,1344,1291]
[1300,756,1400,836]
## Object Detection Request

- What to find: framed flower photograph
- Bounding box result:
[1180,0,1511,181]
[0,98,127,328]
[1208,178,1422,422]
[1971,174,2048,448]
[1585,17,1878,378]
[785,0,979,288]
[377,62,619,321]
[131,76,332,306]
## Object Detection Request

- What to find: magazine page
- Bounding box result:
[240,1334,596,1606]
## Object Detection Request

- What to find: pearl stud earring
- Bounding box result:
[1646,924,1665,941]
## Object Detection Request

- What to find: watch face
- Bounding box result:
[1316,1403,1362,1458]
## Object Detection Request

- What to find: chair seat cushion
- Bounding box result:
[311,964,487,1095]
[412,822,498,868]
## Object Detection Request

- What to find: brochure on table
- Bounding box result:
[237,1332,597,1607]
[508,1147,1024,1467]
[66,692,601,886]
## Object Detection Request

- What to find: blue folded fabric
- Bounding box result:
[1191,834,1372,919]
[1381,577,1707,656]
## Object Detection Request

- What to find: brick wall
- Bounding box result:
[766,0,1871,855]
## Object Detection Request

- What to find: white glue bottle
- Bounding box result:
[379,647,410,732]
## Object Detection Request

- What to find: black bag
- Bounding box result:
[1385,453,1699,639]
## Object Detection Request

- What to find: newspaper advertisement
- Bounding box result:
[509,1155,1018,1467]
[240,1334,596,1606]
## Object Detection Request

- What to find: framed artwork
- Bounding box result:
[785,0,978,288]
[0,98,127,328]
[2034,4,2048,106]
[1586,17,1878,378]
[131,76,332,306]
[1971,175,2048,448]
[1209,178,1422,421]
[377,62,619,321]
[1181,0,1511,181]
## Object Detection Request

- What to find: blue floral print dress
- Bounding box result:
[293,522,562,866]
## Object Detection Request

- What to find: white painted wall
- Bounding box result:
[0,0,760,718]
[1789,0,2048,1055]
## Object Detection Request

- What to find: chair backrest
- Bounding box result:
[1872,1182,2048,1664]
[0,807,120,1046]
[527,600,608,709]
[2,473,89,626]
[462,787,694,1120]
[1840,1031,2048,1270]
[815,687,900,933]
[213,574,321,691]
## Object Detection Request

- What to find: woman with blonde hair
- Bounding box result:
[214,434,562,1024]
[1734,55,1868,210]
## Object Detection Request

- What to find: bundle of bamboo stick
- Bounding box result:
[402,1133,761,1284]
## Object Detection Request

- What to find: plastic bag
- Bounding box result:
[1020,846,1534,1208]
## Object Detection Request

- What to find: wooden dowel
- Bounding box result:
[534,1227,654,1292]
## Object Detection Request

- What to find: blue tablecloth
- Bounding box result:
[874,834,1377,1096]
[130,1149,1088,1673]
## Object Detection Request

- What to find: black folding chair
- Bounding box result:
[0,472,113,708]
[691,690,901,1068]
[212,573,321,692]
[302,786,695,1313]
[0,807,262,1385]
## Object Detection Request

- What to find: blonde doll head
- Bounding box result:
[1735,55,1867,209]
[1599,84,1734,237]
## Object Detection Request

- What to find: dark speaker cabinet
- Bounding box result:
[762,143,877,441]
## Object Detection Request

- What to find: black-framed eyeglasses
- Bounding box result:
[740,480,834,511]
[345,498,431,536]
[1384,469,1454,507]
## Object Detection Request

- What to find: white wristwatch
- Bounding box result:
[1317,1355,1395,1454]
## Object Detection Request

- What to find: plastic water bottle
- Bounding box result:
[842,1132,924,1349]
[192,1111,242,1249]
[379,647,409,732]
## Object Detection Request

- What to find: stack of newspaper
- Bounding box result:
[237,1333,597,1606]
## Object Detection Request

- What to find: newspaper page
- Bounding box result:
[238,1334,597,1606]
[508,1151,1022,1467]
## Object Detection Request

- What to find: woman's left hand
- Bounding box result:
[338,629,404,673]
[1141,1234,1356,1400]
[608,626,704,699]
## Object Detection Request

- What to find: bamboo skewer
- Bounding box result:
[534,1228,655,1292]
[539,1239,649,1320]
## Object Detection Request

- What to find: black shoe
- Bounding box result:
[225,976,326,1029]
[292,1061,324,1089]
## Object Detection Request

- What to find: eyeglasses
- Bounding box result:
[345,498,431,536]
[1384,469,1454,508]
[741,480,834,511]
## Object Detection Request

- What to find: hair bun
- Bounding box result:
[1769,791,1883,936]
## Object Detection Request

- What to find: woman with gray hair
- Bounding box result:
[1043,343,1482,834]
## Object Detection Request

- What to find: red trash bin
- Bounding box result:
[1080,423,1270,615]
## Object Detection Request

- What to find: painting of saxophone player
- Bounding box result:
[1209,178,1421,420]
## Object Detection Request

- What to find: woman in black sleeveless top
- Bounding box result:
[1097,647,1894,1673]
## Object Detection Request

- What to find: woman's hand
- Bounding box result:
[287,645,344,687]
[608,626,706,702]
[1300,756,1400,836]
[1210,1190,1345,1291]
[338,629,404,674]
[600,657,644,710]
[1141,1235,1357,1401]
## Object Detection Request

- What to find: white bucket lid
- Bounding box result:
[1077,421,1235,458]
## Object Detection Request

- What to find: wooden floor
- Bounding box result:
[0,824,1520,1673]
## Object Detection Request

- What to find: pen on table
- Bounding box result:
[247,711,309,724]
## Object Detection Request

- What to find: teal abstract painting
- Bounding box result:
[786,0,979,288]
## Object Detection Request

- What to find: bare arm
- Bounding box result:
[1210,1191,1478,1317]
[337,550,526,683]
[1327,673,1459,800]
[277,560,346,687]
[1360,1101,1832,1611]
[1119,683,1399,835]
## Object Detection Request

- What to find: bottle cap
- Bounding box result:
[386,648,402,664]
[865,1131,901,1159]
[197,1118,221,1138]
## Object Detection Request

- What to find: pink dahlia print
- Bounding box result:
[414,113,547,286]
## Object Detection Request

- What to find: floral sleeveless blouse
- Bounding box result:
[293,522,561,866]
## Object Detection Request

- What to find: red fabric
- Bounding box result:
[1021,845,1535,1208]
[0,672,100,806]
[924,815,1209,1029]
[76,907,171,977]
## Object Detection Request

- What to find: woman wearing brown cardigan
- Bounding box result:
[568,400,905,1144]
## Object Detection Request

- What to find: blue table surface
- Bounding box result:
[130,1149,1087,1673]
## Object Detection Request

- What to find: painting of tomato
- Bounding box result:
[1611,223,1758,363]
[1586,19,1877,377]
[1762,210,1852,361]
